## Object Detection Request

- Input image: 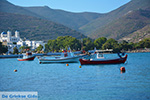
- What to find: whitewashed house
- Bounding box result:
[0,31,45,53]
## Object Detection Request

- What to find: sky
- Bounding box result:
[7,0,131,13]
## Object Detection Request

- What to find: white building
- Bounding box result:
[0,31,21,42]
[0,31,45,53]
[25,40,45,50]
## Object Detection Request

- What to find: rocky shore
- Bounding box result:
[126,48,150,53]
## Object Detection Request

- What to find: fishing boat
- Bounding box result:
[79,50,128,65]
[17,52,35,61]
[39,50,87,64]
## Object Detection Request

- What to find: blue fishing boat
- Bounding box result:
[39,50,87,64]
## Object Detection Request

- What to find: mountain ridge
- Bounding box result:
[0,0,45,18]
[24,6,103,30]
[79,0,150,36]
[0,12,86,41]
[90,8,150,41]
[0,0,150,42]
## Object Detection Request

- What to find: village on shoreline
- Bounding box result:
[0,30,45,54]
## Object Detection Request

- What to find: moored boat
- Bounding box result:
[17,52,35,61]
[39,51,87,64]
[79,50,128,65]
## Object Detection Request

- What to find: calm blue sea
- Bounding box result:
[0,53,150,100]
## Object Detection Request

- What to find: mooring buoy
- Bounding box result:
[120,67,125,72]
[14,69,17,72]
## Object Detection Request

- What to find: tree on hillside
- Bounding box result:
[36,45,43,53]
[138,38,150,48]
[13,47,18,54]
[46,39,58,52]
[102,38,118,49]
[94,37,107,49]
[83,38,94,51]
[102,38,120,52]
[119,40,132,51]
[56,36,81,50]
[45,36,81,52]
[0,42,8,54]
[56,36,65,49]
[63,36,81,50]
[19,46,31,53]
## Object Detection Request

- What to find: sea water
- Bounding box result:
[0,53,150,100]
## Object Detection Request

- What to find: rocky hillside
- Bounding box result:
[121,25,150,42]
[90,8,150,41]
[80,0,150,37]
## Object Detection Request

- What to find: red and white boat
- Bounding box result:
[18,52,35,61]
[79,50,128,65]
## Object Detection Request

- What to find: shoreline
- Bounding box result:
[126,48,150,53]
[0,49,150,59]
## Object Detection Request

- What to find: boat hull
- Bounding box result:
[79,55,128,65]
[18,56,35,61]
[39,56,80,64]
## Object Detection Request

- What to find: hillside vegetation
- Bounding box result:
[24,6,102,30]
[44,36,150,53]
[0,12,86,41]
[121,25,150,42]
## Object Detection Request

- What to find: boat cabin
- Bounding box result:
[90,49,113,60]
[26,52,32,56]
[61,52,74,58]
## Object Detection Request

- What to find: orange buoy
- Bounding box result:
[79,66,82,68]
[66,64,69,66]
[120,67,125,72]
[14,69,17,72]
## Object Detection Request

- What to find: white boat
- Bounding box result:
[39,51,87,64]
